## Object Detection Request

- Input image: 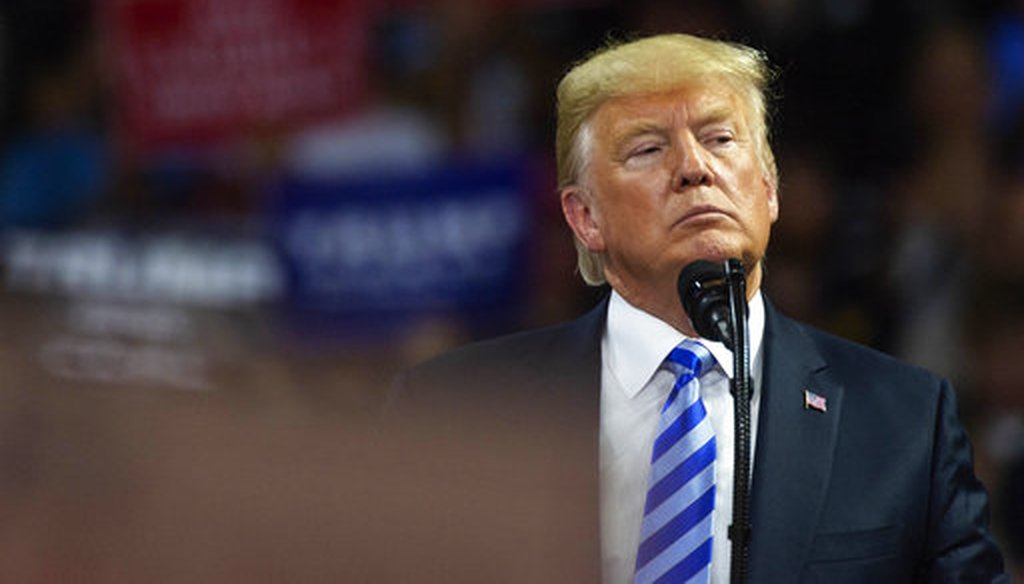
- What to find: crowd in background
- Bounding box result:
[0,0,1022,578]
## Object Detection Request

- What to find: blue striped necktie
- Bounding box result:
[634,340,716,584]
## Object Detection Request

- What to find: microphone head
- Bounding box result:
[677,260,724,312]
[677,260,731,346]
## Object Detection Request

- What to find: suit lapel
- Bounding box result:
[747,303,845,581]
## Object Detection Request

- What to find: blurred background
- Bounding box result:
[0,0,1022,580]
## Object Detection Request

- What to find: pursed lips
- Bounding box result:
[673,204,732,226]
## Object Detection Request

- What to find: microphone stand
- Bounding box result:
[725,258,752,584]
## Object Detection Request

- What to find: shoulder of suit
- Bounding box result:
[775,309,948,392]
[399,298,607,391]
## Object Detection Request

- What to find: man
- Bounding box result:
[392,34,1007,583]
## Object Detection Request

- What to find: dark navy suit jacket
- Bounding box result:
[394,297,1008,582]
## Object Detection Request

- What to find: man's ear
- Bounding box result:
[764,174,779,223]
[560,186,606,252]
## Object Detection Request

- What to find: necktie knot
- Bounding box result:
[664,339,715,382]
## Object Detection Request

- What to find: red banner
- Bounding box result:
[103,0,369,153]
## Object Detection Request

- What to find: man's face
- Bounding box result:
[562,84,778,311]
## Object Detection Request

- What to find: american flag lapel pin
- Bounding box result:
[804,389,827,413]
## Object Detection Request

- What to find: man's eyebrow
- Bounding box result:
[612,121,669,146]
[693,105,739,128]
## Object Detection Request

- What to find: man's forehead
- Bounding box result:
[596,85,747,133]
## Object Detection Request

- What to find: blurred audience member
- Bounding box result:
[965,292,1024,580]
[285,9,448,178]
[761,148,837,328]
[988,1,1024,128]
[0,30,107,228]
[884,24,994,386]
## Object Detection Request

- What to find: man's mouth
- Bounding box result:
[675,205,730,225]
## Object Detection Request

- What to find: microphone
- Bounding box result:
[680,258,755,582]
[677,259,737,350]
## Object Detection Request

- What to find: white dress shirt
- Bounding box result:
[599,290,765,584]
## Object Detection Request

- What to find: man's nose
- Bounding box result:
[672,135,713,189]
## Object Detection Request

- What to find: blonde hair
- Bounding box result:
[555,33,777,285]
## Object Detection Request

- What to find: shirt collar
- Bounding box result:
[605,288,766,399]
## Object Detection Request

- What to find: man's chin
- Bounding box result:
[671,243,743,267]
[667,243,765,281]
[681,228,766,258]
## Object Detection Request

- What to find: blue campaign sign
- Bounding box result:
[269,161,532,339]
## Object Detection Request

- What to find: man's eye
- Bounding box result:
[705,134,734,146]
[631,145,662,157]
